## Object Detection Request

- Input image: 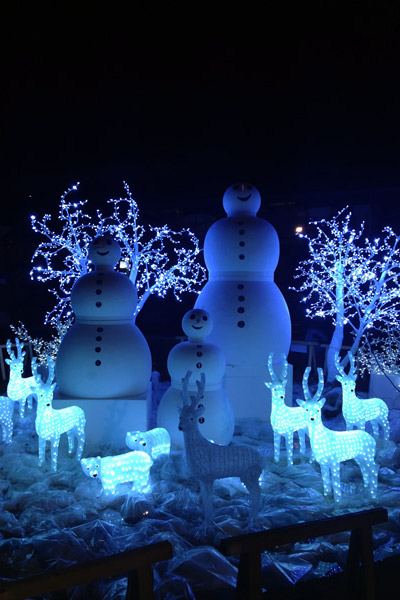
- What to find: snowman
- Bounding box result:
[55,234,152,399]
[156,307,235,448]
[194,183,292,420]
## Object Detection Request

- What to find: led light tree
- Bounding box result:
[291,207,400,382]
[30,182,207,325]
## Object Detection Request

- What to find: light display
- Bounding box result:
[5,338,37,418]
[178,370,263,522]
[265,352,308,465]
[30,182,207,325]
[0,396,14,444]
[291,206,400,383]
[297,366,378,502]
[32,357,86,471]
[80,450,153,495]
[335,351,390,439]
[125,427,171,460]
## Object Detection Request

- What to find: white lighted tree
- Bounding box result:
[30,182,207,325]
[291,207,400,382]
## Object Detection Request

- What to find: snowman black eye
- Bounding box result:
[198,417,205,424]
[190,314,195,320]
[106,239,111,245]
[202,316,208,321]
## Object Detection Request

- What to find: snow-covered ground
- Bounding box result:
[1,380,400,599]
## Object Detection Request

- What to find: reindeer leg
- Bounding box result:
[320,464,331,497]
[273,431,280,463]
[331,463,342,502]
[66,431,74,454]
[19,399,26,419]
[50,438,60,471]
[76,428,85,461]
[38,437,46,466]
[298,429,306,457]
[285,433,293,466]
[371,421,379,437]
[199,480,214,523]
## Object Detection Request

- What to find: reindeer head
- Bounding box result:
[178,370,206,433]
[264,352,288,398]
[31,356,56,408]
[5,338,25,374]
[335,351,357,394]
[296,366,325,426]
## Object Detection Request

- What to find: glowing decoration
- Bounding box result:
[297,367,378,502]
[32,357,86,471]
[265,352,309,465]
[30,182,206,326]
[335,351,390,439]
[125,427,171,460]
[194,182,292,421]
[157,308,234,448]
[81,450,153,495]
[55,234,151,398]
[5,338,37,418]
[0,396,14,444]
[178,370,263,522]
[291,206,400,383]
[10,320,73,366]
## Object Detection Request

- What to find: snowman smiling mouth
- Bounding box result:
[97,251,110,256]
[192,325,203,329]
[237,195,251,201]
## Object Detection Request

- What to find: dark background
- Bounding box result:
[2,3,400,362]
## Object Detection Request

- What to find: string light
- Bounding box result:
[30,182,207,326]
[5,338,37,418]
[0,396,14,444]
[81,451,153,495]
[297,367,378,502]
[125,427,171,460]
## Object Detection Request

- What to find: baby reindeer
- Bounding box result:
[179,370,264,523]
[5,338,37,418]
[335,351,389,440]
[265,352,309,465]
[297,366,378,502]
[32,357,86,471]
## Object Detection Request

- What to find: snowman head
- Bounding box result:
[182,308,213,342]
[88,235,121,269]
[222,183,261,217]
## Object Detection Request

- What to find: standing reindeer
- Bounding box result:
[335,351,389,440]
[297,366,378,502]
[5,338,37,418]
[178,370,264,523]
[32,357,86,471]
[265,352,309,465]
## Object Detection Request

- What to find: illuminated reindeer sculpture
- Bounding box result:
[297,366,378,502]
[32,357,86,471]
[5,338,38,418]
[179,370,264,522]
[335,351,389,440]
[0,396,14,444]
[265,352,309,465]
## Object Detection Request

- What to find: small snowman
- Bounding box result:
[55,234,152,399]
[156,308,234,448]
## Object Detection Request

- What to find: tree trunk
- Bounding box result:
[326,320,344,383]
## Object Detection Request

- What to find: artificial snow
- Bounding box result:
[0,379,400,599]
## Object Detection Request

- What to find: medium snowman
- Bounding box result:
[55,235,152,398]
[156,307,235,448]
[194,183,292,420]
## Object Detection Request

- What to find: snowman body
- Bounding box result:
[195,183,292,420]
[55,237,152,399]
[157,309,234,448]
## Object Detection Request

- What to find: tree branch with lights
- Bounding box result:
[30,182,207,327]
[291,207,400,383]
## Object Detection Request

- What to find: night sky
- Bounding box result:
[2,5,400,340]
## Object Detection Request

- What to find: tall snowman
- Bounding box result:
[55,234,152,399]
[157,307,235,448]
[194,183,292,421]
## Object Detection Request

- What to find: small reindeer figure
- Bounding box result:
[265,352,309,465]
[335,351,389,440]
[297,366,378,502]
[5,338,37,418]
[0,396,14,444]
[179,370,264,523]
[32,357,86,471]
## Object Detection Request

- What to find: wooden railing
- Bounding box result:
[220,507,388,600]
[0,540,173,600]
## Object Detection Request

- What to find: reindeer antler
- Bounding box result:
[303,366,324,401]
[266,352,288,386]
